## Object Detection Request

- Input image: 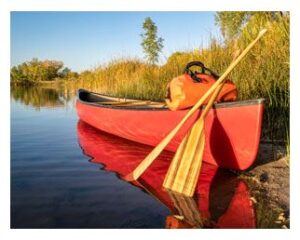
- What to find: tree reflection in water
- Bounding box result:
[11,85,76,110]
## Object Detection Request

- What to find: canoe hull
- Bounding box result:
[76,89,264,170]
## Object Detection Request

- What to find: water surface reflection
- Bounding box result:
[11,85,75,109]
[77,121,256,228]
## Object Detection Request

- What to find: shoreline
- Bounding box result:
[237,143,289,228]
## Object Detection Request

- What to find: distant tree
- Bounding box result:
[58,67,78,80]
[10,58,64,84]
[140,17,164,65]
[215,12,285,40]
[10,66,23,83]
[215,12,248,40]
[59,67,71,78]
[41,60,64,81]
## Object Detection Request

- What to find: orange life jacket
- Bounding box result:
[165,61,238,111]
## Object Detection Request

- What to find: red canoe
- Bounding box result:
[77,121,256,228]
[76,89,264,170]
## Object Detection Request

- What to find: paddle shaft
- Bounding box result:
[201,82,226,119]
[126,29,267,181]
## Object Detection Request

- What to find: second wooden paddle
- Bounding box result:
[162,83,224,196]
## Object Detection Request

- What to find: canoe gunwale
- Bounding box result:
[77,89,265,111]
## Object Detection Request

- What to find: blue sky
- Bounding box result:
[11,12,220,72]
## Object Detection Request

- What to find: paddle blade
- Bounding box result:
[162,132,189,189]
[167,190,203,227]
[163,119,205,197]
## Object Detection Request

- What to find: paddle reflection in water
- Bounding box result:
[77,121,256,228]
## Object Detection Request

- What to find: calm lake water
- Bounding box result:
[11,85,257,229]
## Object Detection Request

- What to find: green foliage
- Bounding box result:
[215,12,287,40]
[11,58,65,84]
[59,67,79,80]
[215,12,248,39]
[60,67,71,77]
[140,17,164,65]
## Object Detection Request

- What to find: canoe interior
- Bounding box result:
[78,89,264,110]
[78,89,166,109]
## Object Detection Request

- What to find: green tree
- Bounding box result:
[215,12,285,40]
[10,58,64,84]
[215,12,248,40]
[60,67,71,78]
[140,17,164,65]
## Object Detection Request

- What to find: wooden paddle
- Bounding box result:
[124,29,267,182]
[162,83,224,196]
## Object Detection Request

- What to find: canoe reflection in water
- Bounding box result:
[77,121,256,228]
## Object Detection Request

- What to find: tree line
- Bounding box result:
[10,58,78,85]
